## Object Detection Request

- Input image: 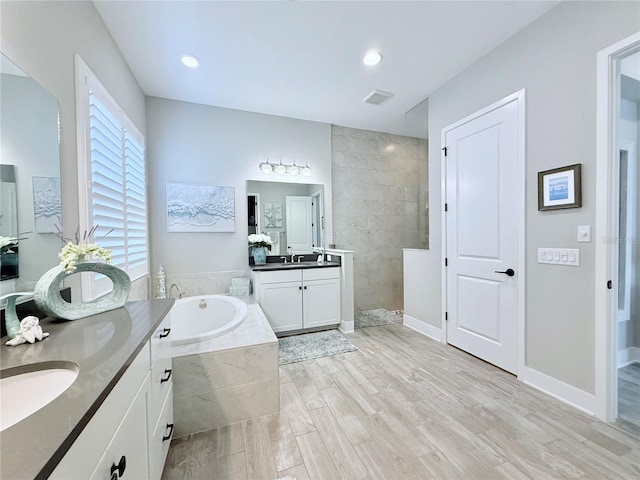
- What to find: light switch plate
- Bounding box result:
[577,225,591,243]
[538,248,580,266]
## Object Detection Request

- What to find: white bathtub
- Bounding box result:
[170,294,248,346]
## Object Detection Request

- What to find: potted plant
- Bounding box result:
[248,234,273,265]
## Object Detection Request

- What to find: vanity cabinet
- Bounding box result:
[50,314,173,480]
[253,267,340,333]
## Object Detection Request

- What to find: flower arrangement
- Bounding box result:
[56,225,113,274]
[248,233,273,251]
[0,236,19,254]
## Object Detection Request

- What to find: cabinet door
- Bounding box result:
[259,282,303,332]
[89,376,150,480]
[303,278,341,328]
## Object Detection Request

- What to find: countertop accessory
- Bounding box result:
[34,262,131,320]
[5,315,49,346]
[1,291,35,338]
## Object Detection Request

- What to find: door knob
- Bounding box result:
[494,268,515,277]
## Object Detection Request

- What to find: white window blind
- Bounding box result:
[76,56,148,300]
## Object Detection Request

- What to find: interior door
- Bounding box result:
[286,196,313,253]
[443,95,522,374]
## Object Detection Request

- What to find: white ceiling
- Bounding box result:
[94,0,559,138]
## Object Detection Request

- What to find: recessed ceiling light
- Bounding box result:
[363,50,382,66]
[181,54,200,68]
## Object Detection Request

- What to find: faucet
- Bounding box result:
[293,254,304,263]
[280,256,288,264]
[169,283,185,299]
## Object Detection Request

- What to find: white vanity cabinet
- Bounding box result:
[253,267,341,333]
[50,314,173,480]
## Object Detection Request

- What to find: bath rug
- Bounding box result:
[354,308,403,329]
[278,330,357,365]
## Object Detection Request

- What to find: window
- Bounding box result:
[75,56,148,300]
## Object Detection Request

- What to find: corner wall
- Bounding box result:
[426,1,640,394]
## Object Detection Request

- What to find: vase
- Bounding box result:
[252,246,267,265]
[33,261,131,320]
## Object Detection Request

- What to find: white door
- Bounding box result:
[443,92,524,374]
[286,196,313,253]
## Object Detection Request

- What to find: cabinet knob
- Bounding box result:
[298,286,302,291]
[159,328,171,338]
[304,286,307,290]
[110,455,126,478]
[162,423,174,442]
[160,369,172,383]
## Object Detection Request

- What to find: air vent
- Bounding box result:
[362,89,394,106]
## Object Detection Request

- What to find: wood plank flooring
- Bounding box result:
[616,363,640,438]
[162,324,640,480]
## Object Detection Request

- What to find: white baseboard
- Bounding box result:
[519,366,596,415]
[403,314,442,342]
[339,320,354,334]
[618,346,640,368]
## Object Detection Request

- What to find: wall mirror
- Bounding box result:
[0,52,62,295]
[247,180,324,256]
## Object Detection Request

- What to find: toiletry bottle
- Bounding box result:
[157,264,166,299]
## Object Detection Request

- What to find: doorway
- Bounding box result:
[441,90,526,375]
[595,33,640,431]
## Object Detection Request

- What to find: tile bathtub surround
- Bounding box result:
[164,270,250,297]
[172,301,280,436]
[331,125,428,312]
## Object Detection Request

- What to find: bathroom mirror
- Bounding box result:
[247,180,325,256]
[0,52,62,295]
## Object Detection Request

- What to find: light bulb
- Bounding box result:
[302,163,312,177]
[363,50,382,66]
[274,161,286,175]
[181,54,200,68]
[287,162,299,175]
[259,160,273,173]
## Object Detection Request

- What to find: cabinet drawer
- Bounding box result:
[303,266,340,281]
[149,352,172,425]
[257,269,301,284]
[150,314,172,366]
[149,384,174,480]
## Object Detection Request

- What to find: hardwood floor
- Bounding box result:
[162,324,640,479]
[616,363,640,438]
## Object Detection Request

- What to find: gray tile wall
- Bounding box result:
[331,125,428,312]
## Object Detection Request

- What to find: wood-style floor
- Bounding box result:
[617,363,640,438]
[162,324,640,480]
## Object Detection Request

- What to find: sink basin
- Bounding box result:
[0,361,79,431]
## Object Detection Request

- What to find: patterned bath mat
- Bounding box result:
[278,330,357,365]
[354,308,403,329]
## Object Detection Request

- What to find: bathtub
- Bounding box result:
[170,294,248,346]
[169,295,279,437]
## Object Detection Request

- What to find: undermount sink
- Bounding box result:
[0,361,79,431]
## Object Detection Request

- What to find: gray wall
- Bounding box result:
[1,0,149,299]
[426,1,640,393]
[331,125,428,312]
[146,97,332,283]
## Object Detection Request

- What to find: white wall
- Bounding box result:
[146,97,332,278]
[426,1,640,394]
[1,0,149,299]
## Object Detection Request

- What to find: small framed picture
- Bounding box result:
[537,164,582,211]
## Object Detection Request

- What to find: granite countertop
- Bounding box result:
[251,260,341,272]
[0,299,174,480]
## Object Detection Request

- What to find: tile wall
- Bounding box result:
[331,125,428,312]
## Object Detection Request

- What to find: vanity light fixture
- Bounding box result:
[258,159,311,176]
[363,50,383,66]
[181,54,200,68]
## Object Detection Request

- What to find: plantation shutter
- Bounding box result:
[77,55,148,300]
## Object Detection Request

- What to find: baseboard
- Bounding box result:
[403,314,442,342]
[339,320,354,334]
[519,366,596,415]
[618,346,640,368]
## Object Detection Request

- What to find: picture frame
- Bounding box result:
[537,163,582,211]
[166,182,235,232]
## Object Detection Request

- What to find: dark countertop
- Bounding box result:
[0,299,174,480]
[251,261,341,272]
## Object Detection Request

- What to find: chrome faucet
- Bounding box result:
[280,256,288,264]
[293,254,304,263]
[169,283,185,299]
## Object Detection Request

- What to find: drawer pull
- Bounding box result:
[110,455,126,478]
[160,369,172,383]
[159,328,171,338]
[162,423,174,442]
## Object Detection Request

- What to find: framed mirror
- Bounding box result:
[247,180,325,256]
[0,53,62,295]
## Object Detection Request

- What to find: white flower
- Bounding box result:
[248,233,274,250]
[58,242,112,274]
[0,236,19,250]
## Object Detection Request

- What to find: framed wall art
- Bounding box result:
[537,164,582,211]
[166,182,235,232]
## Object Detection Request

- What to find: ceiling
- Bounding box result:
[94,1,559,138]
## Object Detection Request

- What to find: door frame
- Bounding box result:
[595,31,640,422]
[440,89,526,375]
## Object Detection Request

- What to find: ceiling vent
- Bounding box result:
[362,89,394,106]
